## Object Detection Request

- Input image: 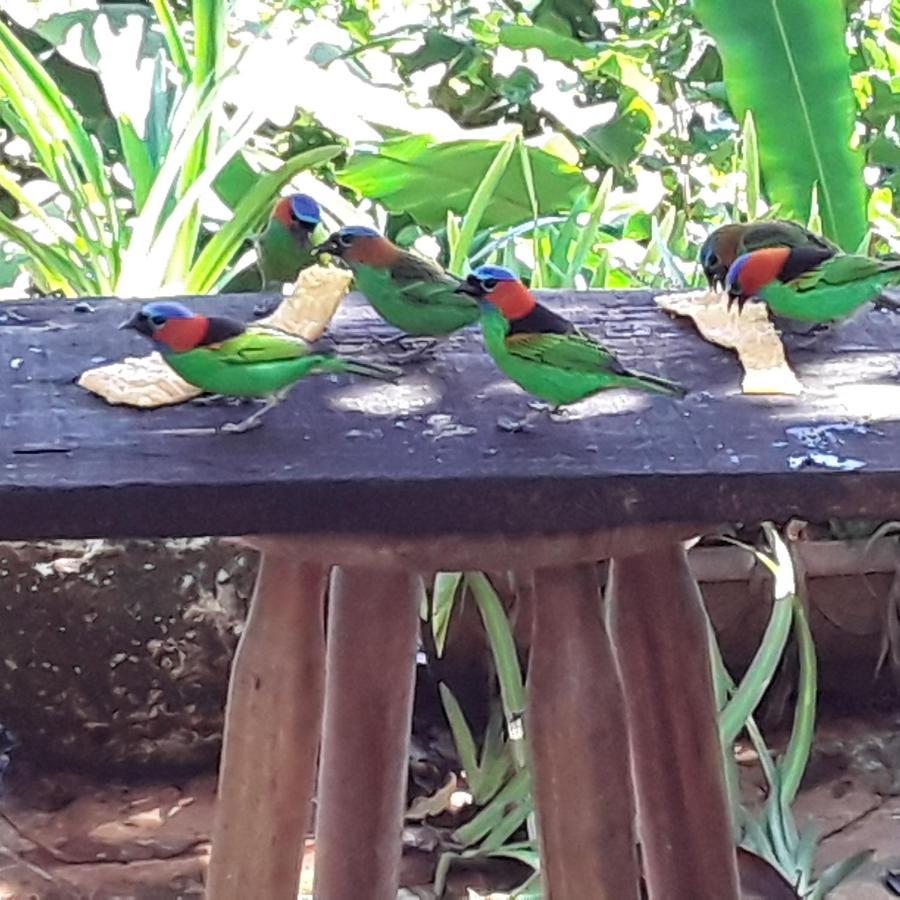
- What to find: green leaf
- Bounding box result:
[741,110,760,220]
[0,211,90,295]
[439,683,481,792]
[337,135,588,235]
[693,0,867,250]
[449,133,518,272]
[778,586,817,807]
[150,0,191,79]
[718,572,794,744]
[432,571,463,657]
[166,0,226,284]
[498,23,597,63]
[397,31,468,76]
[583,109,651,170]
[565,169,613,282]
[810,849,874,899]
[116,115,155,213]
[452,767,531,847]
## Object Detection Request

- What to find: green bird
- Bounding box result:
[120,301,399,433]
[700,220,838,290]
[313,226,478,340]
[456,265,685,424]
[725,247,900,322]
[223,193,327,293]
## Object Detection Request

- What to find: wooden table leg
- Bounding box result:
[206,555,328,900]
[529,564,641,900]
[607,543,740,900]
[313,567,421,900]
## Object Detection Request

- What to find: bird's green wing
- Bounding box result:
[212,327,310,364]
[792,255,899,291]
[390,251,458,286]
[361,257,472,310]
[505,331,623,373]
[396,277,475,309]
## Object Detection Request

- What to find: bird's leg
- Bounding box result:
[364,333,440,361]
[219,391,289,434]
[497,404,553,433]
[387,337,441,363]
[191,393,256,407]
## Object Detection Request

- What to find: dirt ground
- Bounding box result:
[0,713,898,899]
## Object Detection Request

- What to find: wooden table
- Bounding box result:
[3,289,900,899]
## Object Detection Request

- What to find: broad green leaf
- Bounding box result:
[583,109,651,170]
[693,0,867,250]
[337,135,588,234]
[498,23,597,63]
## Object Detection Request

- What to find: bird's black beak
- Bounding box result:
[455,275,484,298]
[119,310,153,336]
[312,235,341,257]
[725,289,745,314]
[118,310,141,331]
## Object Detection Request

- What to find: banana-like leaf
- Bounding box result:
[338,134,587,234]
[693,0,867,251]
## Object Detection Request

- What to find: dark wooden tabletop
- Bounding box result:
[2,289,899,540]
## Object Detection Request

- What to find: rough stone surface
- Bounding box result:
[0,539,257,772]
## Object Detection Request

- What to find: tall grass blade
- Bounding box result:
[150,0,191,79]
[741,110,760,220]
[439,683,480,792]
[432,571,463,657]
[167,0,226,283]
[448,132,519,273]
[116,115,156,214]
[565,169,613,284]
[464,572,526,766]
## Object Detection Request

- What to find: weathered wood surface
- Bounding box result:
[2,290,899,539]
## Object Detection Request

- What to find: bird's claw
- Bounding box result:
[497,415,536,433]
[191,394,252,407]
[219,418,265,435]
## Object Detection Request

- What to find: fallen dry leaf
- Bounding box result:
[78,352,201,408]
[405,772,458,821]
[257,264,353,341]
[657,289,802,396]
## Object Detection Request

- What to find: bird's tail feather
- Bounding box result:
[622,371,687,398]
[340,358,402,381]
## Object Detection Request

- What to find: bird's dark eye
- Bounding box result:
[339,233,354,247]
[482,278,497,291]
[707,253,718,266]
[150,315,166,326]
